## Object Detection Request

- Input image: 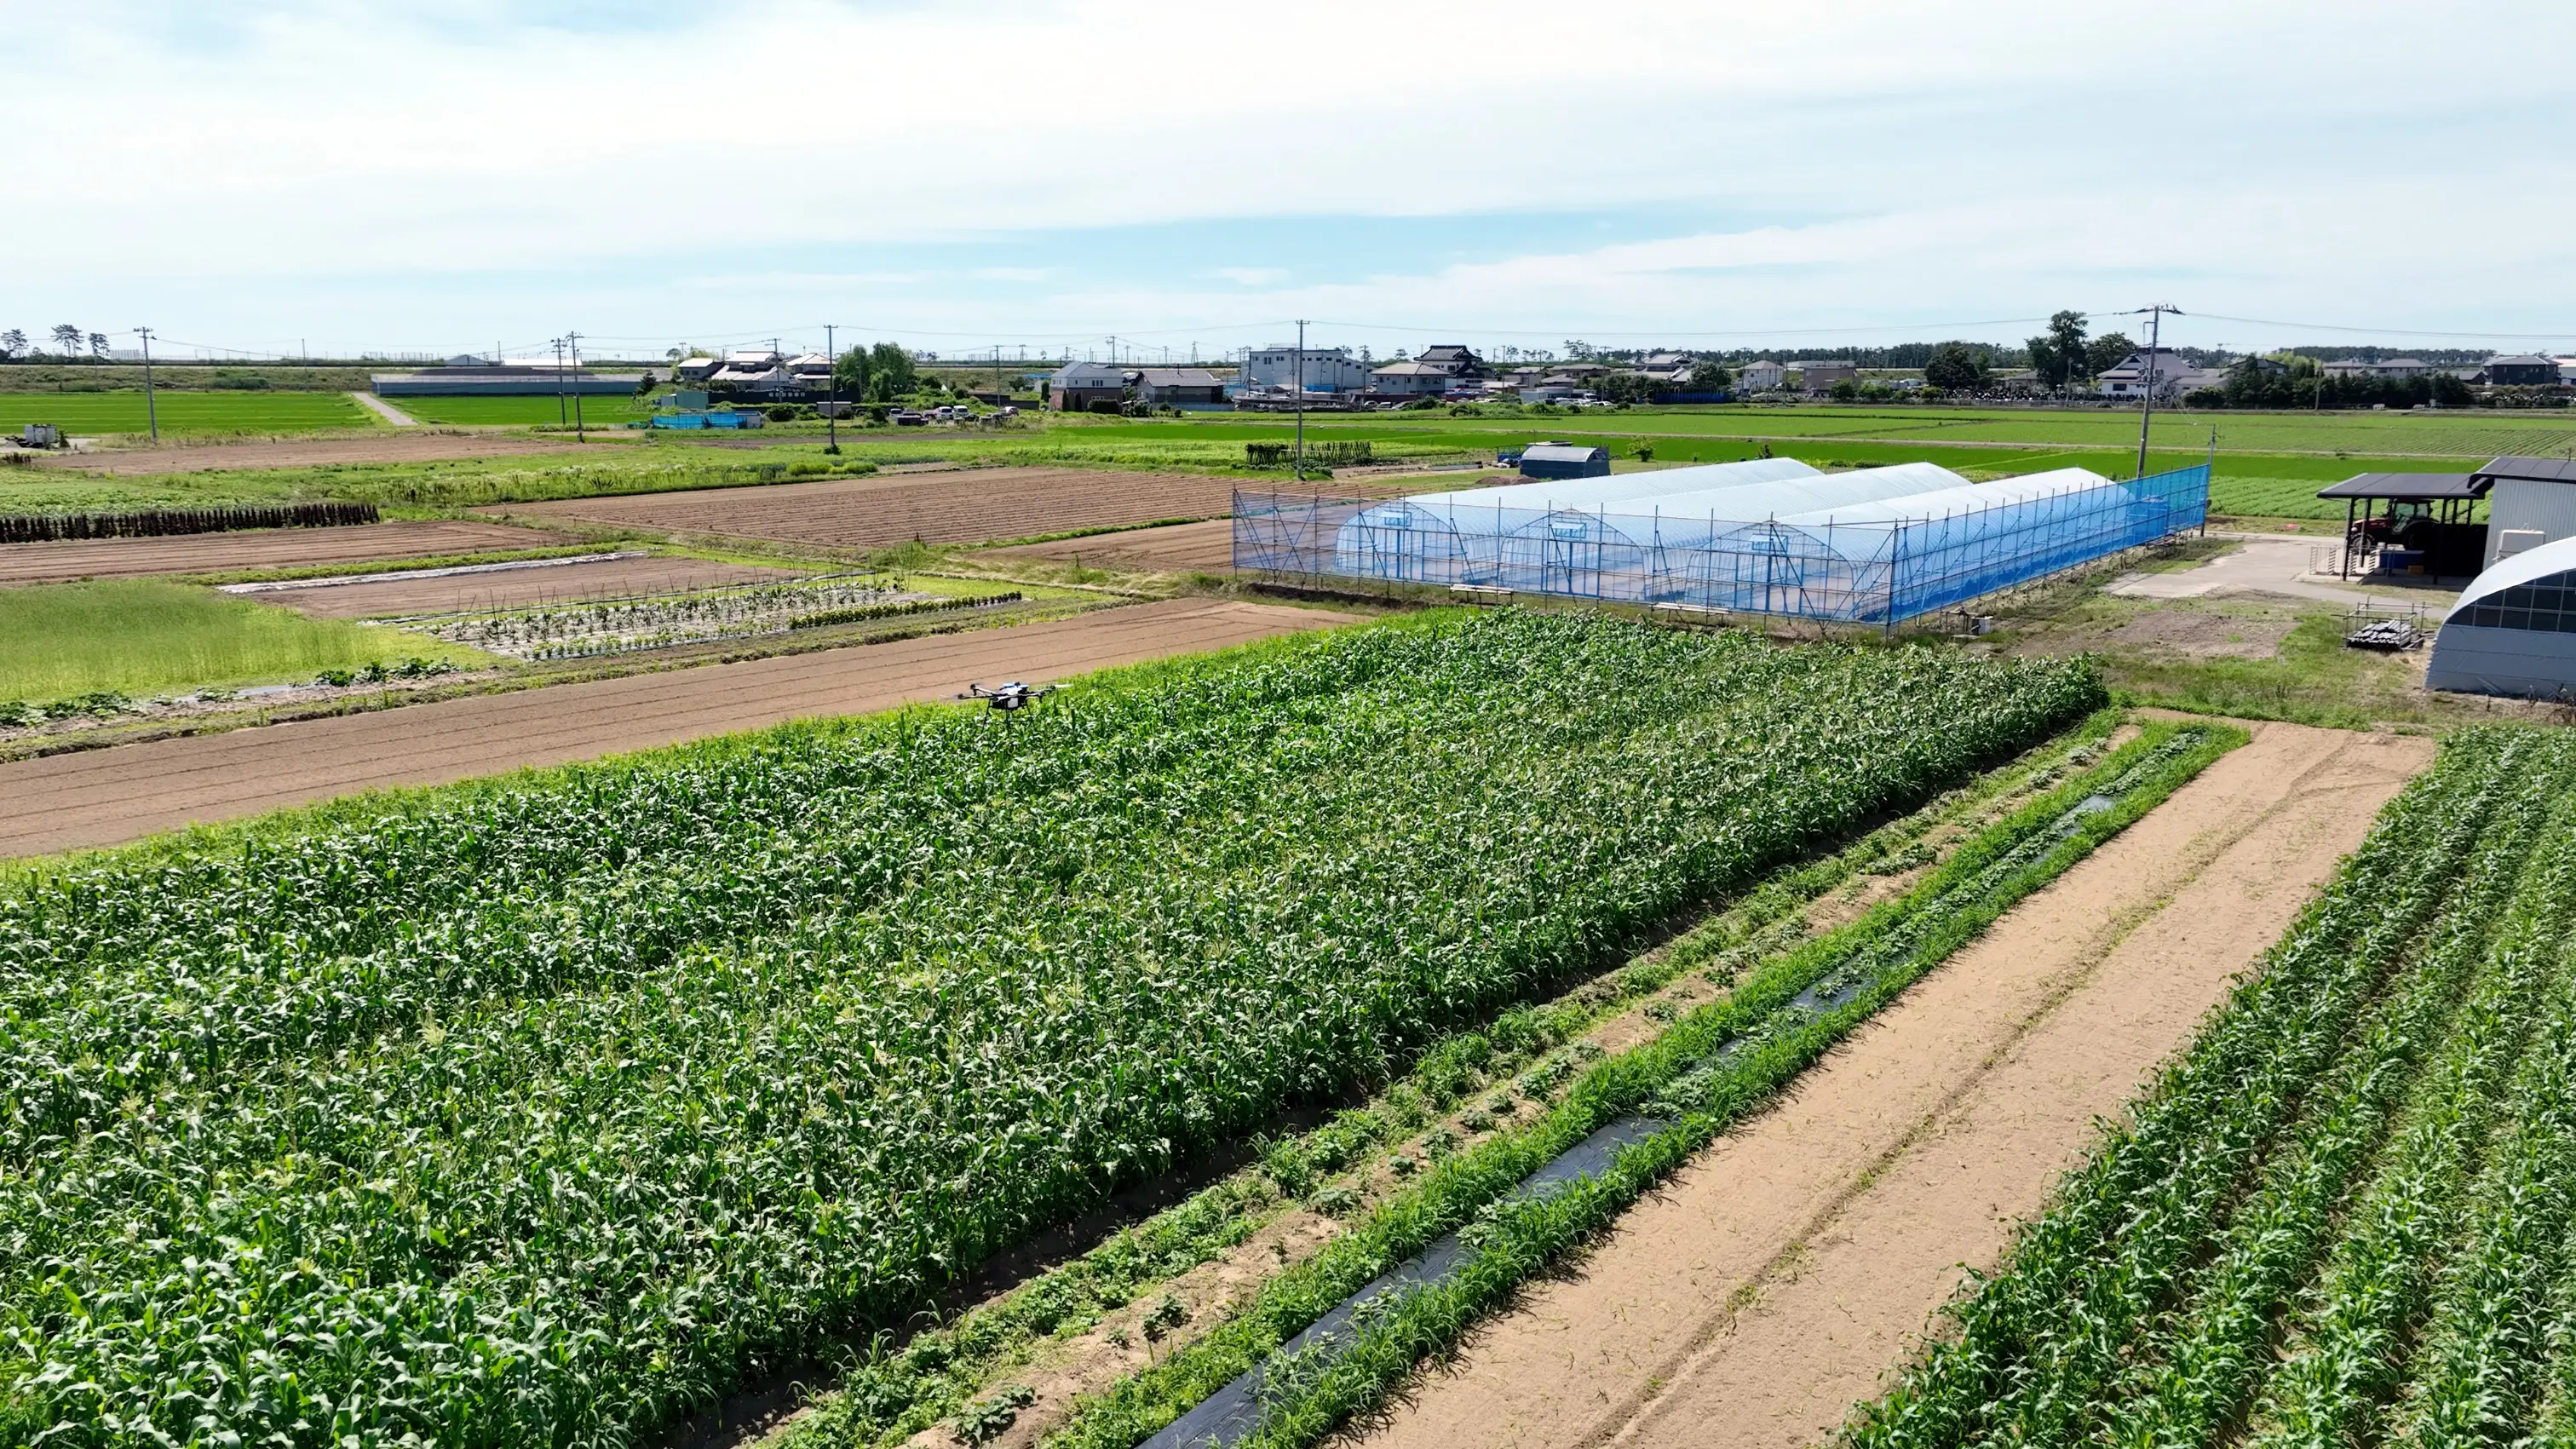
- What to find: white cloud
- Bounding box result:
[6,1,2573,344]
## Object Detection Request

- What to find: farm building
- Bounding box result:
[1518,443,1611,480]
[1240,456,2211,625]
[2473,455,2576,567]
[1241,346,1371,393]
[373,361,644,396]
[2425,533,2576,699]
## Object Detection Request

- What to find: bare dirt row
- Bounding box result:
[0,520,568,587]
[978,519,1241,573]
[1350,720,2435,1449]
[258,553,808,618]
[0,598,1351,859]
[34,430,603,473]
[494,467,1409,553]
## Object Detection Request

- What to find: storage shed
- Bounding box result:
[1518,443,1611,480]
[2425,534,2576,699]
[2471,456,2576,569]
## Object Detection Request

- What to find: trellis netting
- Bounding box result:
[1234,460,2211,624]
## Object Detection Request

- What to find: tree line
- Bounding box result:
[0,327,115,361]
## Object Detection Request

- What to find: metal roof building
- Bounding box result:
[1517,442,1611,480]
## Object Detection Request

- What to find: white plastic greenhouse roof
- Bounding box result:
[1616,461,1972,526]
[1775,467,2113,526]
[1407,456,1821,515]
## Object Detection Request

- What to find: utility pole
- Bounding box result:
[2135,302,2181,480]
[553,336,568,427]
[824,323,841,453]
[567,331,585,441]
[134,327,158,442]
[1294,319,1308,483]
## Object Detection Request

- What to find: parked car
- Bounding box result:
[892,410,927,426]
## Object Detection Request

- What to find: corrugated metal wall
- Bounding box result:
[2483,480,2576,567]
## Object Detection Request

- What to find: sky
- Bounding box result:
[7,1,2574,363]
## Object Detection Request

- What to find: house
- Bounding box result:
[2093,348,2192,400]
[2472,455,2576,569]
[1049,360,1129,412]
[1368,359,1451,397]
[1132,367,1228,408]
[1416,344,1486,379]
[2485,354,2562,387]
[1517,442,1611,480]
[1791,359,1857,394]
[671,355,722,383]
[1242,345,1371,393]
[2323,357,2433,380]
[1736,359,1786,392]
[1635,351,1696,383]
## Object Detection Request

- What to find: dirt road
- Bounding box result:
[1354,721,2435,1449]
[348,392,419,428]
[0,520,568,586]
[0,598,1352,859]
[36,431,603,473]
[979,519,1239,573]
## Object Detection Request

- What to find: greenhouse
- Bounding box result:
[1237,458,2211,624]
[2424,533,2576,699]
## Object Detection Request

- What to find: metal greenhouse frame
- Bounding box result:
[1233,463,2211,626]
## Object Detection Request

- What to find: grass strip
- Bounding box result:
[1041,721,2240,1449]
[773,715,2130,1448]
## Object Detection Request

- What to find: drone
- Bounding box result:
[957,680,1060,722]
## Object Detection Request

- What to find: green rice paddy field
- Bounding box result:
[388,394,657,427]
[0,391,372,437]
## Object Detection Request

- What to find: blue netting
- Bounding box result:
[1233,463,2211,624]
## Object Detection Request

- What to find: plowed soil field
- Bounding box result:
[496,468,1406,552]
[0,520,568,587]
[37,431,602,473]
[979,519,1240,573]
[253,554,808,618]
[0,598,1353,858]
[1355,720,2436,1449]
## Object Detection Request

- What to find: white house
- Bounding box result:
[1242,345,1371,393]
[1736,359,1786,392]
[2095,349,2193,400]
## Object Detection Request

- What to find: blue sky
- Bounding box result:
[8,1,2573,362]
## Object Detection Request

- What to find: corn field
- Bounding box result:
[0,612,2102,1448]
[417,574,923,658]
[1849,726,2576,1449]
